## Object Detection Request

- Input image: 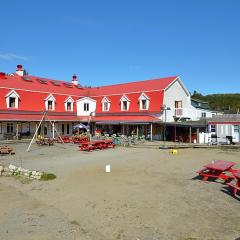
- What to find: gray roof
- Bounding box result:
[208,114,240,122]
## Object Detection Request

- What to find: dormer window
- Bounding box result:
[120,95,130,111]
[76,97,97,116]
[64,96,74,111]
[101,97,111,112]
[6,90,20,109]
[45,94,56,111]
[139,93,149,110]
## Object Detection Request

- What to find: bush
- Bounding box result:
[41,172,56,181]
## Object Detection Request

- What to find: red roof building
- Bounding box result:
[0,65,200,141]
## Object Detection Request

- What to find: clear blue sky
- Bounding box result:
[0,0,240,94]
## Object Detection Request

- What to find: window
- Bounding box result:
[201,112,206,118]
[234,125,239,132]
[7,123,13,133]
[44,126,48,135]
[67,102,72,111]
[120,95,130,111]
[210,125,216,132]
[9,97,16,108]
[174,101,183,115]
[67,124,70,134]
[103,102,108,111]
[141,99,147,110]
[64,97,74,111]
[102,97,111,112]
[61,124,65,134]
[6,90,20,109]
[47,101,53,110]
[139,93,149,110]
[84,103,89,111]
[122,101,128,110]
[45,94,55,111]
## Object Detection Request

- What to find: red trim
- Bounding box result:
[209,122,240,124]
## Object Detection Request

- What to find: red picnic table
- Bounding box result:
[197,160,237,182]
[73,137,89,144]
[227,170,240,197]
[79,139,115,152]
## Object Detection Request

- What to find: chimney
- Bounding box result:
[71,74,78,85]
[16,64,24,76]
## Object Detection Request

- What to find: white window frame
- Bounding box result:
[101,97,111,112]
[45,94,56,111]
[64,96,74,111]
[6,90,20,109]
[120,95,130,111]
[139,93,150,110]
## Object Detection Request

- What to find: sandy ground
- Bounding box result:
[0,142,240,240]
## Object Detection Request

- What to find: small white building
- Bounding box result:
[208,114,240,144]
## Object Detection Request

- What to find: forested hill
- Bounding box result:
[191,91,240,113]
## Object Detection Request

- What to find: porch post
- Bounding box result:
[16,123,19,140]
[189,126,192,144]
[196,128,199,143]
[174,124,177,145]
[35,122,38,139]
[52,122,55,139]
[150,123,153,141]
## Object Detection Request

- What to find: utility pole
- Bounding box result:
[160,105,171,149]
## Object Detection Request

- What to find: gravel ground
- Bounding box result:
[0,142,240,240]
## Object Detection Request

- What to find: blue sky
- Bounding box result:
[0,0,240,94]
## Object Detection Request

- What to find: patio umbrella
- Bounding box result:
[73,123,89,130]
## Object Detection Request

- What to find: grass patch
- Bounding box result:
[41,172,56,181]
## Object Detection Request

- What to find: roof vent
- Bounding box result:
[63,82,73,88]
[51,81,60,86]
[22,76,32,82]
[37,78,48,84]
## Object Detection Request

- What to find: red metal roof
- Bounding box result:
[0,75,87,96]
[0,72,178,122]
[0,74,177,96]
[89,76,178,96]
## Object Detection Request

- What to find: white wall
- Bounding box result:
[215,124,238,143]
[76,97,96,116]
[162,79,191,122]
[189,106,218,121]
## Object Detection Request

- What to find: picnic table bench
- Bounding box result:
[197,160,236,182]
[227,170,240,197]
[36,138,54,146]
[0,145,15,155]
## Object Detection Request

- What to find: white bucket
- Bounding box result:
[105,164,111,173]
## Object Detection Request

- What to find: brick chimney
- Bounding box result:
[16,64,24,76]
[71,74,78,85]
